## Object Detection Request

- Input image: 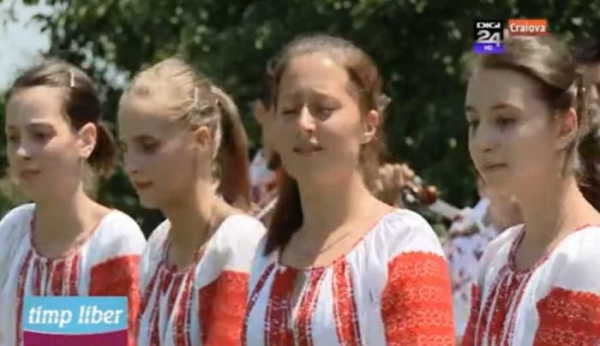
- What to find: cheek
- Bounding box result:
[321,117,362,150]
[44,138,81,170]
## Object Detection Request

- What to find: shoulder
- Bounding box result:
[479,224,522,262]
[213,213,267,248]
[370,209,444,259]
[0,203,34,228]
[210,213,267,272]
[90,209,147,260]
[471,224,522,287]
[550,225,600,288]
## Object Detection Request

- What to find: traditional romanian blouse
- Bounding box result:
[243,209,456,346]
[137,213,266,346]
[0,203,146,346]
[463,224,600,345]
[443,198,499,337]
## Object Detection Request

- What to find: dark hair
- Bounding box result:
[573,38,600,208]
[573,38,600,65]
[6,58,117,179]
[121,58,251,207]
[264,34,388,254]
[474,35,600,210]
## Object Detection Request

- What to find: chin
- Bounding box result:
[141,196,165,210]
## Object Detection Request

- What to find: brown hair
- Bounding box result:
[6,58,117,179]
[210,85,251,209]
[120,58,250,206]
[264,34,388,254]
[474,35,600,210]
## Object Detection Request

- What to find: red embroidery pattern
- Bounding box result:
[332,261,362,346]
[67,254,81,295]
[294,268,325,346]
[462,230,539,346]
[264,267,297,346]
[14,250,33,346]
[50,260,66,295]
[242,262,276,346]
[198,270,250,345]
[381,251,455,345]
[461,284,481,346]
[174,272,195,346]
[138,266,162,346]
[534,287,600,345]
[89,255,141,346]
[32,258,43,295]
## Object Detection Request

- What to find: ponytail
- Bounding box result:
[88,122,117,179]
[264,170,303,254]
[574,74,600,210]
[211,86,252,210]
[573,39,600,210]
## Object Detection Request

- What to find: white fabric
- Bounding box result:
[467,224,600,345]
[243,209,451,346]
[137,213,266,346]
[0,203,146,346]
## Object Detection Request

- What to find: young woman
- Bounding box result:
[117,58,265,345]
[242,34,455,345]
[463,35,600,345]
[0,59,146,346]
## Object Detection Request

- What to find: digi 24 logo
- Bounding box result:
[473,20,505,54]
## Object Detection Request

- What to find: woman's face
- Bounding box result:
[118,96,211,209]
[271,52,377,186]
[5,86,94,201]
[466,67,571,196]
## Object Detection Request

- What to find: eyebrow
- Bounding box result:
[5,122,54,130]
[464,103,519,113]
[279,89,338,101]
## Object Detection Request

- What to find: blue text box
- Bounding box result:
[22,296,127,334]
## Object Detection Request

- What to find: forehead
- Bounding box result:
[6,86,67,126]
[466,67,542,111]
[118,95,183,138]
[278,53,351,98]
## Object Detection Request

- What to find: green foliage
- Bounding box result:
[3,0,600,233]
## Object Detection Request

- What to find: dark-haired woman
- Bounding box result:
[0,59,146,346]
[243,34,455,345]
[463,35,600,345]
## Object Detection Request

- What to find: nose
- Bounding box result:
[15,139,33,161]
[297,106,316,134]
[122,151,142,177]
[470,120,498,154]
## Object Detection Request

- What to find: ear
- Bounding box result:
[554,107,578,151]
[77,123,97,159]
[252,100,267,125]
[361,110,380,144]
[191,125,213,152]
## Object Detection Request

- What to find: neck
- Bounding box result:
[297,172,379,237]
[34,185,96,240]
[517,176,597,246]
[162,183,218,253]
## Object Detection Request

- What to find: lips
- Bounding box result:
[18,169,41,180]
[134,181,153,190]
[292,145,323,156]
[481,163,507,172]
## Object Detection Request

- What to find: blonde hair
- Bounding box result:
[119,58,251,206]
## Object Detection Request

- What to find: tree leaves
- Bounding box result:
[2,0,599,232]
